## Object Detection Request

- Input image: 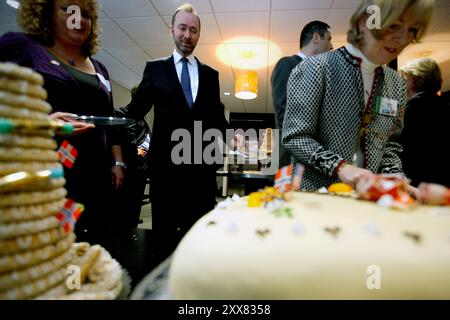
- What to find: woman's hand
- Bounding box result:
[111,165,125,190]
[49,112,94,135]
[338,164,374,188]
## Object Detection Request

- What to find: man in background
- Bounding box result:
[271,21,333,167]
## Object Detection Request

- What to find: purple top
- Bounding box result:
[0,32,119,225]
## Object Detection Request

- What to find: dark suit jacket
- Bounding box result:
[271,55,303,167]
[118,56,229,210]
[399,92,450,187]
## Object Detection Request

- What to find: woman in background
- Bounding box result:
[0,0,125,234]
[399,58,450,187]
[283,0,434,190]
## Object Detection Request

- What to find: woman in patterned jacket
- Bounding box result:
[282,0,434,191]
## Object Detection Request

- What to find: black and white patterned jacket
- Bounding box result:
[282,47,407,191]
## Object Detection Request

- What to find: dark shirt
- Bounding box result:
[399,91,450,187]
[271,54,303,167]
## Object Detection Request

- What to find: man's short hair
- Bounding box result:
[171,3,201,30]
[300,20,331,49]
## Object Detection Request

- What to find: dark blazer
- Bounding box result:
[399,92,450,187]
[119,56,229,174]
[271,55,303,167]
[118,55,229,234]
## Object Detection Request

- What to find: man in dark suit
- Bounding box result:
[271,21,333,167]
[117,3,230,256]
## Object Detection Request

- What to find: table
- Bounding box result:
[217,170,274,196]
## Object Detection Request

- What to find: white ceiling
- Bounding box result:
[1,0,450,114]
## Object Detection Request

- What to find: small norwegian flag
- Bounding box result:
[274,165,293,192]
[56,198,84,233]
[274,164,305,192]
[57,140,78,169]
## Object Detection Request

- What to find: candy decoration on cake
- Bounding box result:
[403,231,422,244]
[324,226,341,238]
[0,62,124,300]
[356,175,415,210]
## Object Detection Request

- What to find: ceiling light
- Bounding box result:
[235,71,258,100]
[418,50,432,57]
[224,92,231,96]
[6,0,20,9]
[216,37,282,70]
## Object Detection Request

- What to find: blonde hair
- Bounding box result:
[401,58,442,93]
[171,3,201,30]
[347,0,434,47]
[17,0,101,56]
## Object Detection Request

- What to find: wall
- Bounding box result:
[111,80,154,129]
[111,80,131,109]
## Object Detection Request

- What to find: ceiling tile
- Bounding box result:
[0,24,20,35]
[332,0,362,9]
[104,46,151,67]
[99,0,157,18]
[151,0,212,15]
[143,45,173,59]
[100,19,136,46]
[216,12,270,40]
[93,49,123,66]
[99,10,108,19]
[0,1,18,24]
[325,8,354,42]
[197,13,223,44]
[210,0,270,12]
[0,11,16,25]
[270,10,328,43]
[128,65,146,76]
[272,0,333,10]
[274,42,300,56]
[107,65,141,87]
[115,17,171,46]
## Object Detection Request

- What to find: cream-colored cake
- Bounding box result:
[168,192,450,299]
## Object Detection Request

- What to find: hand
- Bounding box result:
[49,112,95,136]
[137,147,147,157]
[111,165,125,190]
[416,183,450,205]
[406,184,420,199]
[338,164,374,188]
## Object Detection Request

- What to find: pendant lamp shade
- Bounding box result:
[235,71,258,99]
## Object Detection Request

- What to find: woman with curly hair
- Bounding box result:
[0,0,125,234]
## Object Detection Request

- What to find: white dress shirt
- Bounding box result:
[172,49,199,102]
[296,51,308,60]
[345,44,380,168]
